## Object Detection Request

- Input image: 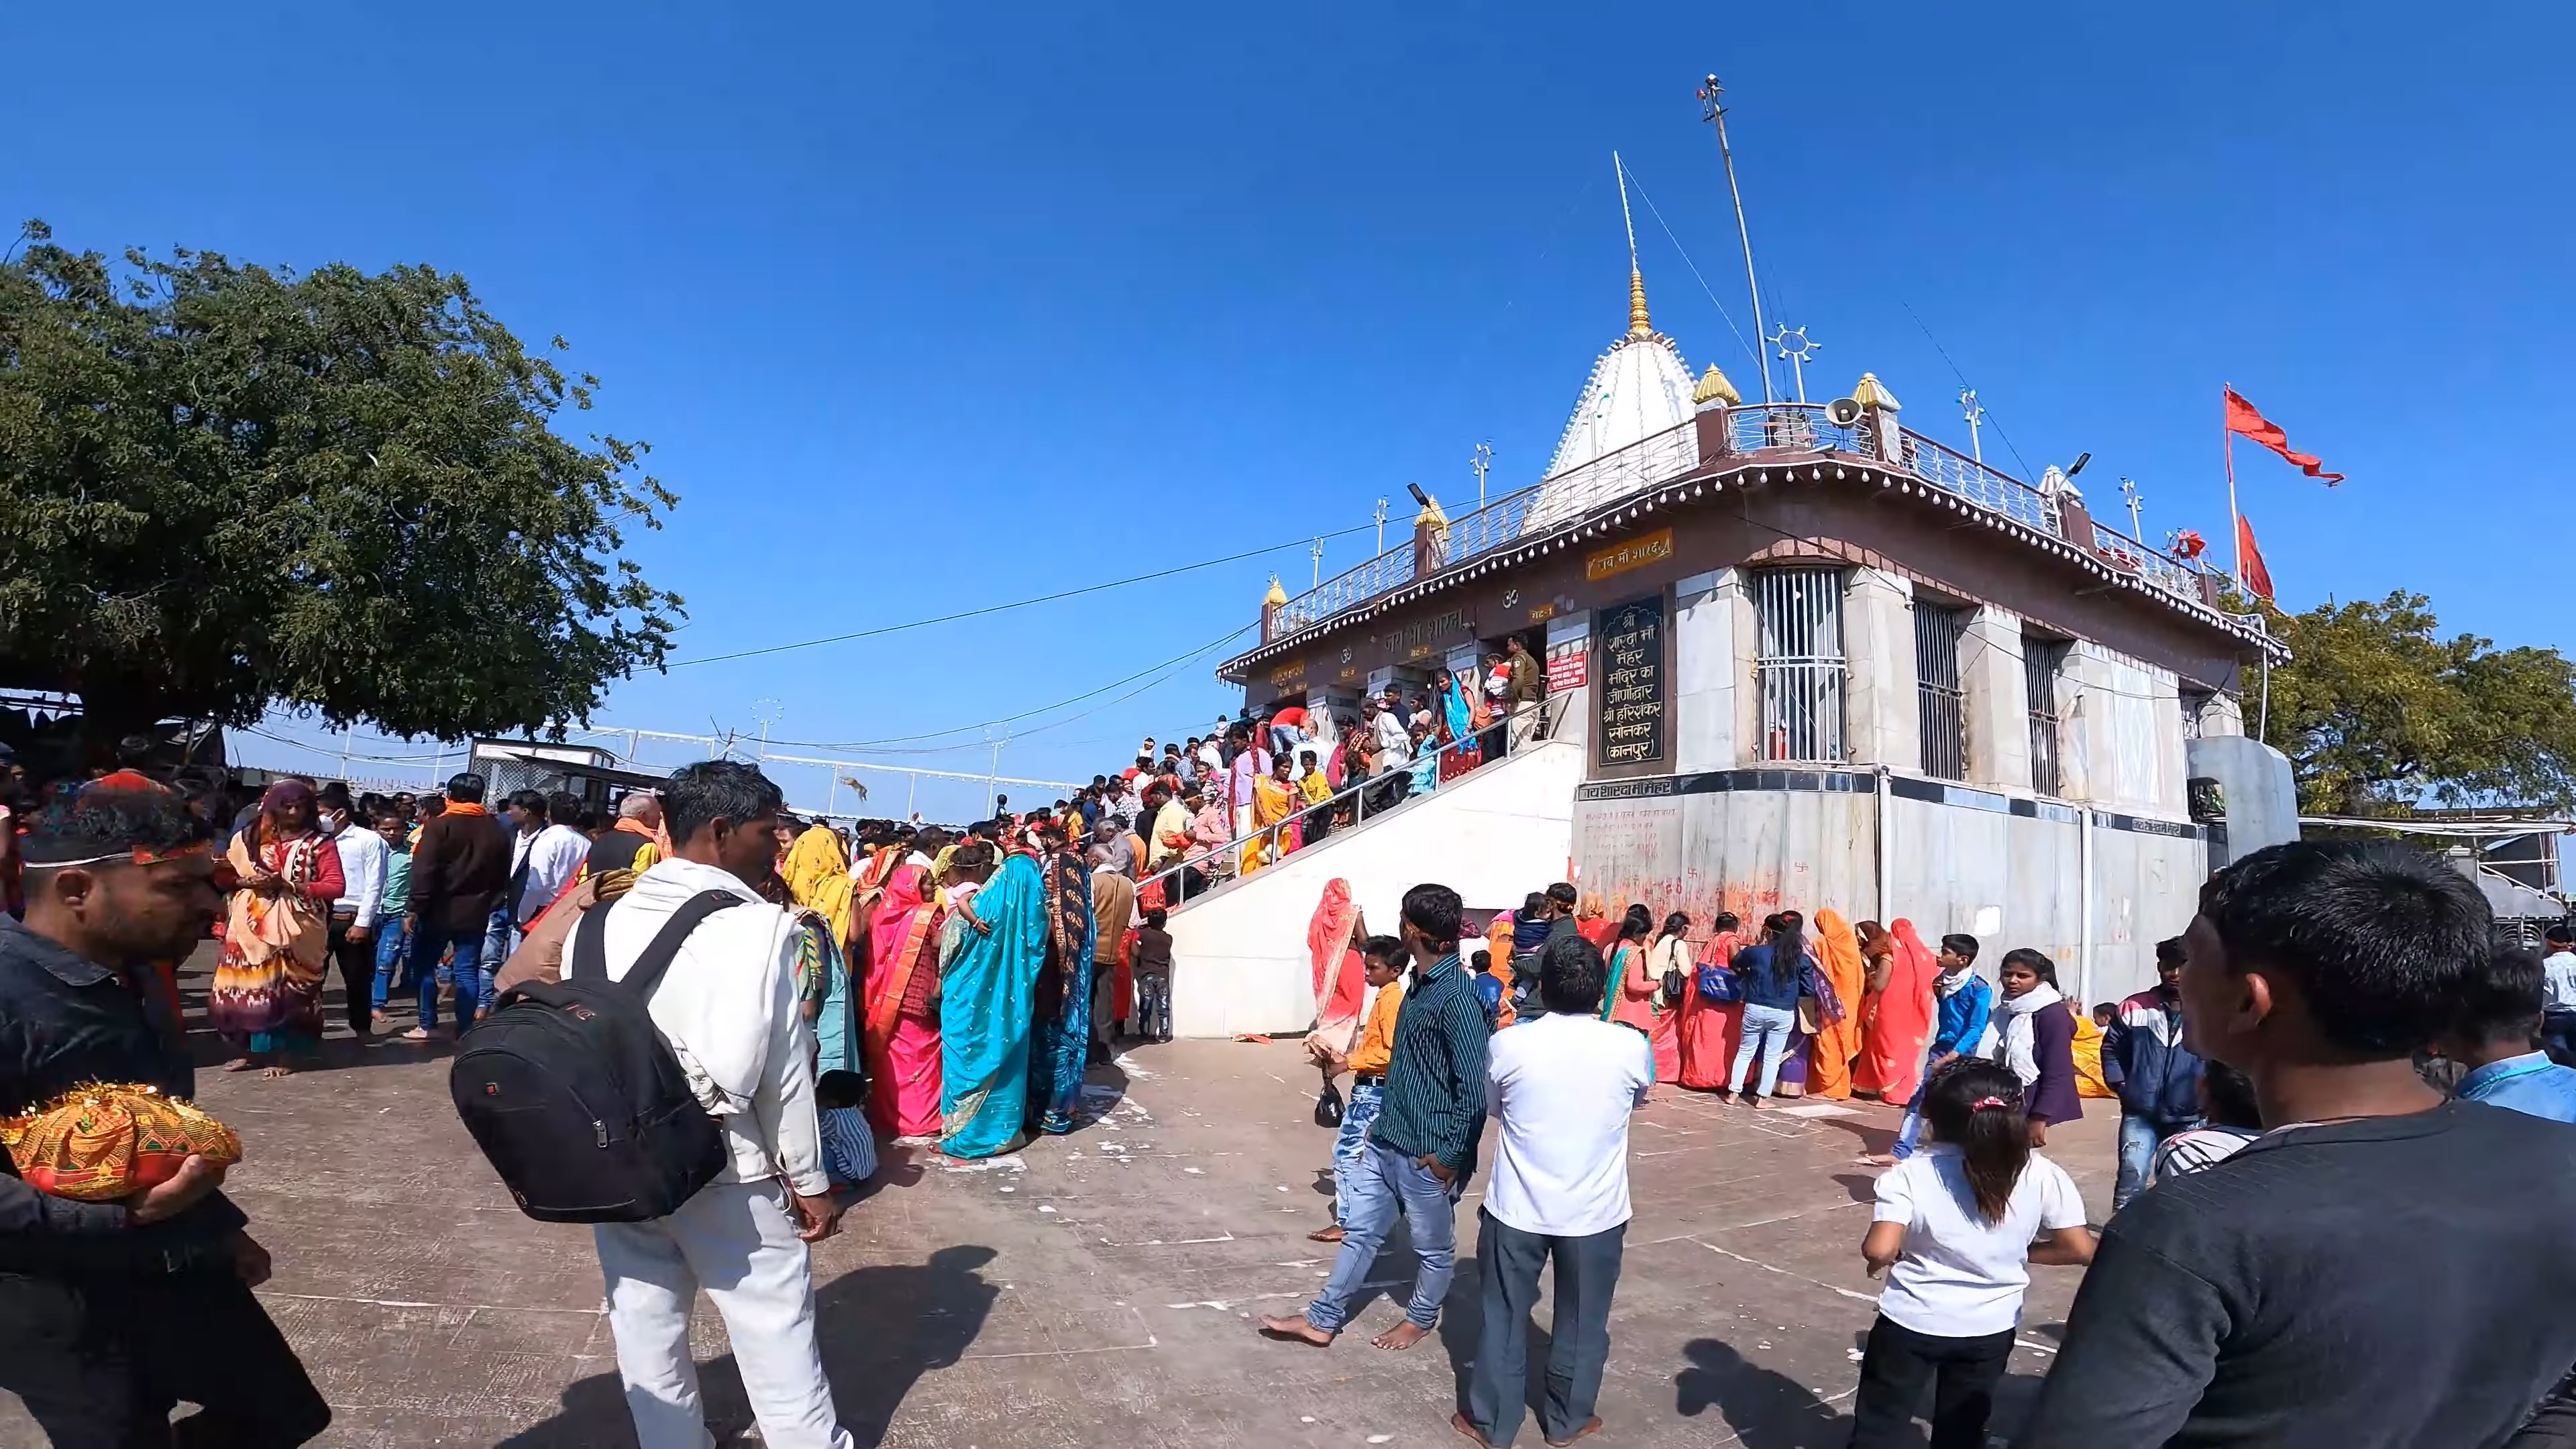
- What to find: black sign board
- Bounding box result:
[1597,594,1666,766]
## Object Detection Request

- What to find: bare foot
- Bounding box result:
[370,1010,390,1030]
[259,1065,294,1079]
[1858,1153,1897,1167]
[1307,1225,1346,1243]
[1546,1415,1606,1446]
[1750,1097,1774,1110]
[1451,1411,1504,1447]
[1258,1313,1334,1346]
[221,1057,257,1073]
[1372,1320,1432,1350]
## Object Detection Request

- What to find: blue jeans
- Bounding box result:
[1134,975,1171,1040]
[1307,1140,1457,1332]
[1728,1004,1796,1097]
[1330,1083,1386,1227]
[480,908,515,1011]
[2115,1113,2195,1210]
[368,918,412,1010]
[409,922,490,1032]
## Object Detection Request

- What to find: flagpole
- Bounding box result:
[2224,382,2241,594]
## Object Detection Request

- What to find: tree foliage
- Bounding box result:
[0,220,682,750]
[2264,590,2576,814]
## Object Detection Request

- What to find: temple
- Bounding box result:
[1194,261,2298,1027]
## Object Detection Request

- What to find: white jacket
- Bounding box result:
[582,856,827,1198]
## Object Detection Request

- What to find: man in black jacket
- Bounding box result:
[0,787,329,1446]
[400,771,511,1037]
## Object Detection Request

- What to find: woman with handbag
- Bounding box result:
[1640,910,1692,1085]
[1679,911,1744,1091]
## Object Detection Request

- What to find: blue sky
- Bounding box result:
[8,2,2565,818]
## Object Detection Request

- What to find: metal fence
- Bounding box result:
[1894,430,2060,535]
[1754,568,1847,763]
[2025,639,2069,796]
[1915,604,1968,781]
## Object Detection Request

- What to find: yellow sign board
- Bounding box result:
[1586,528,1674,583]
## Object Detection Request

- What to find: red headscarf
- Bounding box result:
[1306,878,1366,1039]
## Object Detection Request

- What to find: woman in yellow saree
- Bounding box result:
[1242,758,1295,875]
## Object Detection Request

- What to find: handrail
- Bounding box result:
[1260,403,2222,653]
[1136,694,1572,908]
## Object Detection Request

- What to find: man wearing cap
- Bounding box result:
[0,787,330,1446]
[401,773,511,1039]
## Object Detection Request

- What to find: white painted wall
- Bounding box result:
[1166,740,1585,1038]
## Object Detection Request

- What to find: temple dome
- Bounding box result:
[1526,269,1697,531]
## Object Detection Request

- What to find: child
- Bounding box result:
[1852,1059,2095,1449]
[1470,947,1504,1030]
[814,1068,878,1193]
[1309,936,1407,1244]
[2147,1061,2263,1182]
[1132,908,1175,1041]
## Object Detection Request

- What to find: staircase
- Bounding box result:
[1158,733,1583,1038]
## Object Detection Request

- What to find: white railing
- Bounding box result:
[1138,695,1571,909]
[1264,402,2216,647]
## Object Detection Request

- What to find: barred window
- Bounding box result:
[2026,639,2070,796]
[1915,604,1969,781]
[1754,569,1846,762]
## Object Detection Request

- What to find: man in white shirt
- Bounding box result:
[319,782,389,1043]
[2540,924,2576,1061]
[507,790,591,934]
[582,760,854,1449]
[1455,932,1652,1449]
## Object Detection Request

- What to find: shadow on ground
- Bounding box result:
[1676,1338,1847,1449]
[498,1245,1002,1448]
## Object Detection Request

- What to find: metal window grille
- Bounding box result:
[1915,605,1968,780]
[1754,569,1846,762]
[2025,639,2070,796]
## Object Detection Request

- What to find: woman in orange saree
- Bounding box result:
[1806,909,1868,1099]
[211,780,344,1078]
[1854,918,1939,1104]
[1305,878,1367,1042]
[1677,912,1743,1091]
[863,861,947,1139]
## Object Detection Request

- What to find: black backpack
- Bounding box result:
[449,890,741,1223]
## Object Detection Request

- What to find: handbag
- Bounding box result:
[1696,962,1740,1004]
[1313,1079,1344,1128]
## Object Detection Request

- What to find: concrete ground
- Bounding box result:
[2,952,2121,1448]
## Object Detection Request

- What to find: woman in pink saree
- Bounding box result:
[1854,917,1939,1103]
[1305,878,1367,1040]
[1678,912,1743,1091]
[863,861,947,1140]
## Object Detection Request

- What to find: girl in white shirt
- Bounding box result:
[1852,1060,2096,1449]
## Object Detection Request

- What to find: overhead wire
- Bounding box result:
[1615,161,1765,381]
[668,524,1375,668]
[1902,301,2038,482]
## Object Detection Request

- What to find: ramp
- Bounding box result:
[1165,739,1582,1038]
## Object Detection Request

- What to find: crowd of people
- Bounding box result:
[1275,850,2576,1446]
[7,729,2576,1447]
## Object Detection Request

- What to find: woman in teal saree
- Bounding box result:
[1029,838,1097,1135]
[938,849,1049,1159]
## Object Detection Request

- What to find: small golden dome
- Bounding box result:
[1263,576,1288,607]
[1693,364,1740,407]
[1852,372,1901,411]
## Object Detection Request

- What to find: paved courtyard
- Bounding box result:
[2,954,2121,1448]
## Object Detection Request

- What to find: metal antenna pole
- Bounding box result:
[1699,75,1773,405]
[2120,477,2145,541]
[1960,388,1986,465]
[1471,441,1493,511]
[1310,535,1326,588]
[1374,496,1389,555]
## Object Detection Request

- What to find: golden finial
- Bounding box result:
[1263,575,1288,607]
[1627,268,1654,339]
[1852,372,1901,411]
[1693,363,1740,407]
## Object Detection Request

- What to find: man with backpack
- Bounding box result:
[566,761,852,1449]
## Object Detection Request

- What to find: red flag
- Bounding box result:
[2236,514,2274,600]
[2224,387,2343,485]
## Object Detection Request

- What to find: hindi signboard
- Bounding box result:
[1597,595,1666,767]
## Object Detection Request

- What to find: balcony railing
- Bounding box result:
[1265,402,2214,645]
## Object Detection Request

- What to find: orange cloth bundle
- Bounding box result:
[0,1083,242,1201]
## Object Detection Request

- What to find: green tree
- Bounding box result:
[0,221,681,756]
[2263,590,2576,814]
